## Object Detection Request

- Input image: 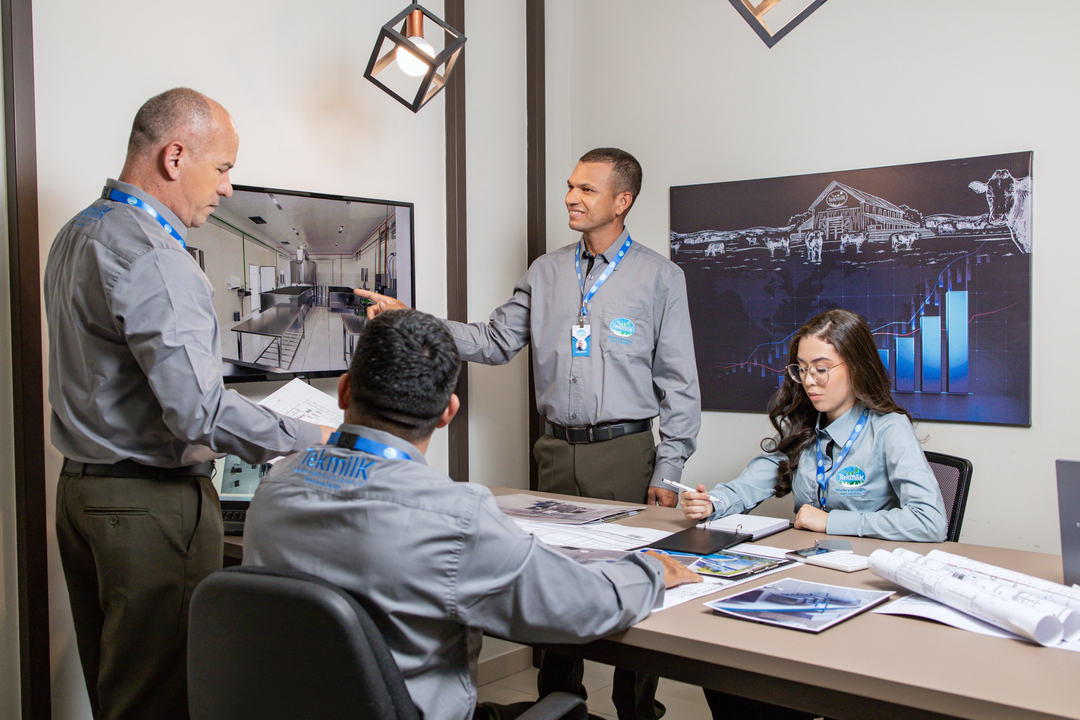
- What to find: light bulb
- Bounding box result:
[396,36,434,77]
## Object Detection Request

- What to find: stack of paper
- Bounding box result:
[496,493,643,524]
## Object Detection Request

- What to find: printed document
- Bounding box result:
[874,594,1080,653]
[869,548,1080,647]
[497,493,644,524]
[510,518,670,551]
[259,378,344,427]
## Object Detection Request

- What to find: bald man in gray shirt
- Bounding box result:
[45,88,331,720]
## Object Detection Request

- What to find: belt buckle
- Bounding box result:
[565,426,589,444]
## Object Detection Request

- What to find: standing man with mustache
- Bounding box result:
[356,147,701,720]
[45,88,332,720]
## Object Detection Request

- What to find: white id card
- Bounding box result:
[571,324,591,357]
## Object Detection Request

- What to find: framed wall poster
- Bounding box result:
[670,152,1032,426]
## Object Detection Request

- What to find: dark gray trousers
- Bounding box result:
[55,471,223,720]
[533,430,664,720]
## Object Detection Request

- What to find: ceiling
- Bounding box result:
[211,187,399,257]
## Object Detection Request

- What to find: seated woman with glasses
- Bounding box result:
[679,308,946,542]
[681,308,946,720]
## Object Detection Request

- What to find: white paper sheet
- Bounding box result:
[874,594,1080,653]
[258,378,344,427]
[510,518,671,551]
[869,548,1076,647]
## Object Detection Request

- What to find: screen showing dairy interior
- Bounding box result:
[184,184,414,382]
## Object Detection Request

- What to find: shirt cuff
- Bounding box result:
[649,461,684,488]
[824,509,861,536]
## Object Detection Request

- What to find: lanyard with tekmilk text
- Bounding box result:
[108,189,187,249]
[571,234,633,357]
[330,431,413,462]
[815,407,869,509]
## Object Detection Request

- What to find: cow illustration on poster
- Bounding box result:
[669,152,1032,426]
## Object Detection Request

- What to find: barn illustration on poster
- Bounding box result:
[670,152,1032,426]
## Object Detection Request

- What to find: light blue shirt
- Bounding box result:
[706,404,947,541]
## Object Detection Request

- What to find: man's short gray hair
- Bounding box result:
[126,88,213,159]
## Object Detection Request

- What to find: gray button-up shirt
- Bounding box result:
[705,404,947,541]
[44,179,321,467]
[445,229,701,487]
[243,423,666,720]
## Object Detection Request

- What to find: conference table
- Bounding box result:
[223,487,1080,720]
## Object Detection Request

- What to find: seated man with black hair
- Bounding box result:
[243,309,699,720]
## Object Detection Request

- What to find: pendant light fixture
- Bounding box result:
[364,3,466,113]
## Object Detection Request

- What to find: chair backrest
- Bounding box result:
[924,451,973,543]
[188,565,420,720]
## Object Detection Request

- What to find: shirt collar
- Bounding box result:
[815,402,866,444]
[581,227,631,264]
[103,178,188,241]
[335,422,428,466]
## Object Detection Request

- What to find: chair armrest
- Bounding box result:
[517,692,587,720]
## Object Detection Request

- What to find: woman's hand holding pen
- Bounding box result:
[680,484,715,522]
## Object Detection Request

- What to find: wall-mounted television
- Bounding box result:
[185,184,415,383]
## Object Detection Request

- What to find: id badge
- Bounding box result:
[571,324,591,357]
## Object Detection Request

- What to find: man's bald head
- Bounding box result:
[119,88,239,229]
[126,88,220,161]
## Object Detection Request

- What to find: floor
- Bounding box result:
[476,661,713,720]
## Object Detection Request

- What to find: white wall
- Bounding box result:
[31,1,453,715]
[546,0,1080,552]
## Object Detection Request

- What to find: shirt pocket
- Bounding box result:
[598,310,653,367]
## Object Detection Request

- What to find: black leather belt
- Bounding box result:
[62,458,215,479]
[544,418,652,444]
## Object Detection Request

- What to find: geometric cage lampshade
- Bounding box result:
[363,3,467,113]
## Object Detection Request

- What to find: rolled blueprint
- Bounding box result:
[927,549,1080,611]
[869,549,1065,646]
[890,548,1080,642]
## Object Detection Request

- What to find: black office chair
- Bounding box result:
[188,565,587,720]
[924,451,973,543]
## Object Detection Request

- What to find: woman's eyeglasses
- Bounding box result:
[786,362,845,385]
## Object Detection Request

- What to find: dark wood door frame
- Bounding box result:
[445,0,469,483]
[525,0,545,490]
[3,0,52,716]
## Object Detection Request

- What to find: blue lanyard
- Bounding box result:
[108,189,186,248]
[815,408,870,509]
[575,234,633,318]
[330,431,413,461]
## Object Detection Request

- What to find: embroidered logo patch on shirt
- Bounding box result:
[609,318,636,337]
[833,466,867,496]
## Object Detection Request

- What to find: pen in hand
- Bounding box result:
[662,478,724,506]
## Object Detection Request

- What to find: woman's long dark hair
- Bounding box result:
[765,309,911,497]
